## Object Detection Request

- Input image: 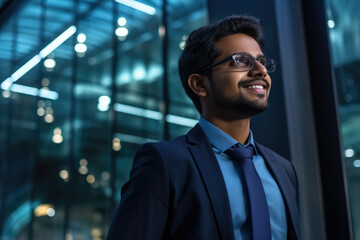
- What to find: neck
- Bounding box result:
[202,115,251,144]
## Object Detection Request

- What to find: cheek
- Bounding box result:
[212,72,247,94]
[266,76,272,92]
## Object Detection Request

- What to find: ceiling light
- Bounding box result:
[34,204,55,217]
[99,95,111,105]
[42,78,50,87]
[86,175,95,184]
[115,27,129,37]
[113,103,163,120]
[117,17,127,26]
[114,132,157,145]
[98,95,111,111]
[1,25,76,91]
[353,160,360,168]
[39,26,77,58]
[44,58,56,69]
[47,208,55,217]
[52,134,63,144]
[327,19,335,29]
[11,84,38,96]
[2,90,11,98]
[7,84,58,100]
[77,33,86,43]
[39,88,59,100]
[1,55,41,90]
[98,103,109,111]
[79,166,88,175]
[37,108,45,116]
[74,43,87,53]
[112,137,121,151]
[345,148,355,158]
[115,0,156,15]
[80,159,88,166]
[44,114,54,123]
[59,170,69,180]
[166,114,198,127]
[112,102,198,127]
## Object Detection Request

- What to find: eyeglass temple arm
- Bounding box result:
[198,56,233,74]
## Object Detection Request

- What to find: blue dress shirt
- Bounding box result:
[199,117,287,240]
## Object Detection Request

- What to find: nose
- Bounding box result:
[248,60,268,78]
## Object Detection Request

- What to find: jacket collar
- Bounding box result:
[255,142,300,240]
[186,124,235,240]
[187,125,299,240]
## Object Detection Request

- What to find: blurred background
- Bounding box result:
[0,0,359,239]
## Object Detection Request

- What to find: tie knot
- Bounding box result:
[226,144,254,162]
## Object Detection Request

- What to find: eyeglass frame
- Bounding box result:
[197,53,276,74]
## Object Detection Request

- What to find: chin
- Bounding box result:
[234,100,268,116]
[212,92,269,117]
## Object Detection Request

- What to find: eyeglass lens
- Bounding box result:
[233,54,275,72]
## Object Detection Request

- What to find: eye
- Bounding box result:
[234,55,252,68]
[258,56,268,66]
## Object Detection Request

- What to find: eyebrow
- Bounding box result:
[231,52,266,58]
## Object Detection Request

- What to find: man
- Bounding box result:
[107,15,300,240]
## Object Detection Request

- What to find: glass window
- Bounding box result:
[0,0,208,238]
[113,0,164,203]
[1,0,43,238]
[325,0,360,239]
[27,0,74,239]
[67,1,114,239]
[167,0,208,138]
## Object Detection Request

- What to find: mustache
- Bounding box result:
[238,79,269,88]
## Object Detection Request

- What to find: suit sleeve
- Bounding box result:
[106,143,169,240]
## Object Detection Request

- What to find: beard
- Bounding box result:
[209,79,269,117]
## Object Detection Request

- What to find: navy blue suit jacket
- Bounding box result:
[107,124,300,240]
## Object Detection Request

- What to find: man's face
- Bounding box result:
[206,33,272,117]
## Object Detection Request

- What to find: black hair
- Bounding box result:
[178,15,264,114]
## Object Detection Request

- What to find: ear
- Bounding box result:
[188,74,208,98]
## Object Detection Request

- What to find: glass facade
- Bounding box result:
[0,0,207,239]
[325,0,360,239]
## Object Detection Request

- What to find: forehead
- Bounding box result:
[215,33,263,58]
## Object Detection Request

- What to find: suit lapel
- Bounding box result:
[187,125,234,240]
[256,143,300,240]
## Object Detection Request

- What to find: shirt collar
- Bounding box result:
[198,117,259,155]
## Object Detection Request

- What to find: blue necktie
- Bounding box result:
[226,144,271,240]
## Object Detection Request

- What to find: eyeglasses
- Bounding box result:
[198,53,276,74]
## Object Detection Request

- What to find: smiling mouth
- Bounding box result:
[240,79,268,89]
[239,80,269,95]
[245,85,265,89]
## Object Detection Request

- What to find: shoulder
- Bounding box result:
[123,137,191,200]
[138,135,188,157]
[133,134,192,171]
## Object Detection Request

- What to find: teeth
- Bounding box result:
[247,85,264,89]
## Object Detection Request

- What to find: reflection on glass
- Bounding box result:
[167,0,208,138]
[114,0,164,206]
[0,0,208,238]
[325,0,360,239]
